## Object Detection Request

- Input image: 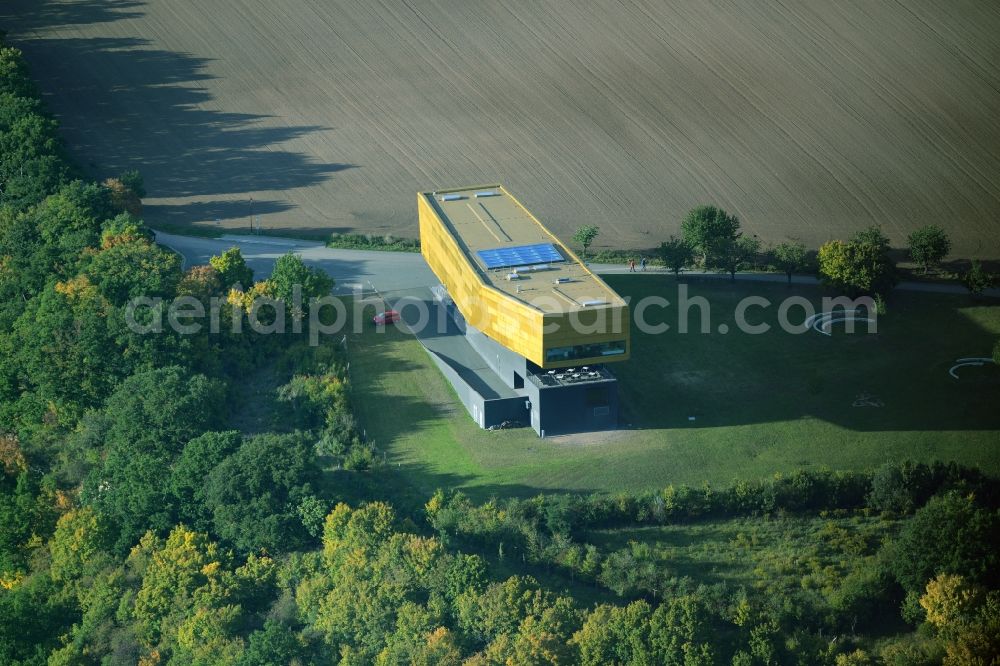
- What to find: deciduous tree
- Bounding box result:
[128,527,232,648]
[169,431,243,532]
[176,264,224,302]
[907,225,951,274]
[717,235,761,281]
[572,601,653,665]
[33,180,114,266]
[572,225,599,259]
[0,90,70,209]
[205,432,320,553]
[83,236,181,306]
[83,367,224,551]
[658,236,693,278]
[818,226,897,296]
[103,170,145,216]
[209,247,254,290]
[239,620,303,666]
[11,277,119,420]
[771,240,809,285]
[48,507,112,592]
[888,492,1000,596]
[268,252,334,304]
[920,573,979,631]
[681,205,740,268]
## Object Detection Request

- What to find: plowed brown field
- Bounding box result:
[4,1,1000,255]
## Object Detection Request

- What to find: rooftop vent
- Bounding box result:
[580,299,608,307]
[439,194,464,202]
[475,190,499,198]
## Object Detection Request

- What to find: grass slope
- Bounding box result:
[350,278,1000,499]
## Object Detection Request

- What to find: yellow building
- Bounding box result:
[418,185,630,370]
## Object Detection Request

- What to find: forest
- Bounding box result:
[1,38,999,665]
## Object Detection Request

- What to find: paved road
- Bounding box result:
[592,265,1000,297]
[156,231,1000,299]
[156,231,437,296]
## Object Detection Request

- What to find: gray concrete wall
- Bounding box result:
[438,287,527,390]
[425,349,487,427]
[484,396,530,427]
[429,284,619,436]
[465,325,527,390]
[533,379,619,436]
[425,348,528,429]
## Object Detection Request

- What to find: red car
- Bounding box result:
[372,309,400,325]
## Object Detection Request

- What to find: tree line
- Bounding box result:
[580,206,998,357]
[575,206,995,299]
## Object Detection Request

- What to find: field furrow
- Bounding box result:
[3,0,999,255]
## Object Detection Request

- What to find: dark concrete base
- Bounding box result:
[398,286,620,437]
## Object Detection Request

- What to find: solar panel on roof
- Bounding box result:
[476,243,565,269]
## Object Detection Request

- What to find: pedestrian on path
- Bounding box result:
[640,257,647,271]
[628,258,636,272]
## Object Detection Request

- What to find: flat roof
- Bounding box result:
[421,185,626,314]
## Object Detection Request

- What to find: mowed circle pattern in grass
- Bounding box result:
[4,0,1000,254]
[350,278,1000,498]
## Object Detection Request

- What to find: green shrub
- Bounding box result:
[327,232,420,252]
[867,461,990,514]
[343,443,378,470]
[962,259,994,296]
[888,491,1000,595]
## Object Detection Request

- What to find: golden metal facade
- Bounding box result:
[418,185,630,369]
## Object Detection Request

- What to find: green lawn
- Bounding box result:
[349,278,1000,500]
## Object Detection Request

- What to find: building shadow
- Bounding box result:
[605,275,1000,434]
